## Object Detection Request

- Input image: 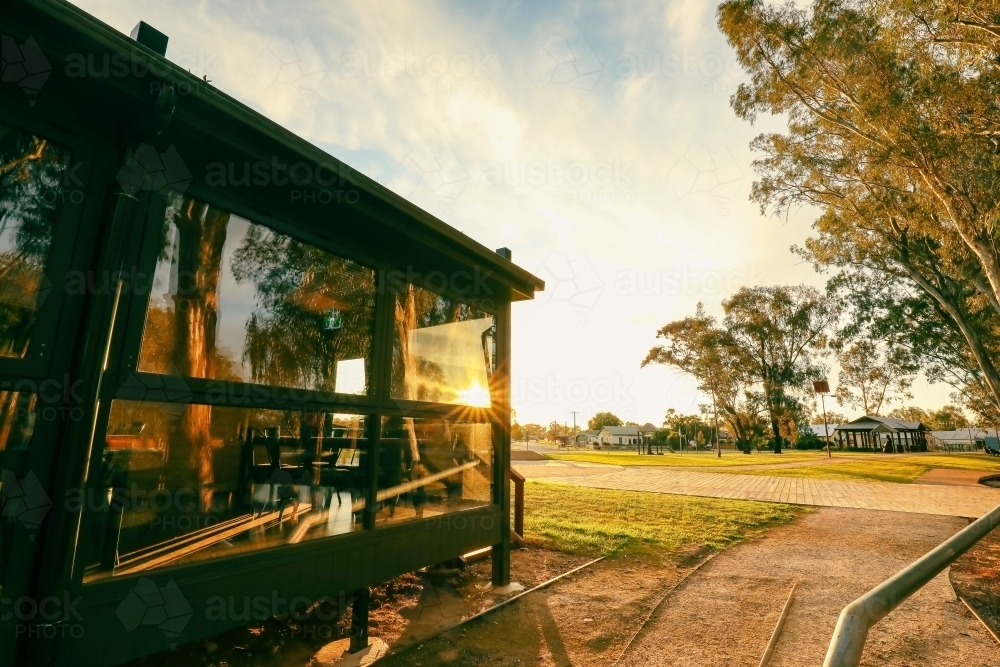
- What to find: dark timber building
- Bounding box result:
[0,2,543,664]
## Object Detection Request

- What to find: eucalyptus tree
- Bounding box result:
[718,0,1000,416]
[833,340,914,416]
[643,304,768,453]
[721,286,833,453]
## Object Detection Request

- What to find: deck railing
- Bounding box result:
[823,503,1000,667]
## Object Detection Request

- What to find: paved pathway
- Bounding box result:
[521,466,1000,517]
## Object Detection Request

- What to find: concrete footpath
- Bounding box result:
[517,465,1000,518]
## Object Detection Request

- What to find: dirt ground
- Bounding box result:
[123,508,1000,667]
[120,548,596,667]
[375,553,696,667]
[952,526,1000,638]
[375,509,999,667]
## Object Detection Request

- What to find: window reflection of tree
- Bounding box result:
[163,197,231,506]
[0,127,65,359]
[136,196,377,507]
[231,227,375,485]
[230,224,375,393]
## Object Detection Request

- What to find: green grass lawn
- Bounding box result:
[522,481,806,558]
[714,453,1000,484]
[545,449,852,467]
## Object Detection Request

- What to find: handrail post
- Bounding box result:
[823,503,1000,666]
[511,466,525,540]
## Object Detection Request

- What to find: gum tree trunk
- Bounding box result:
[170,199,229,508]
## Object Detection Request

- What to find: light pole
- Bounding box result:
[813,380,832,458]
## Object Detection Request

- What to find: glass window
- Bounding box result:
[375,416,493,526]
[391,285,495,406]
[80,400,368,582]
[138,194,376,395]
[0,390,39,581]
[0,123,71,358]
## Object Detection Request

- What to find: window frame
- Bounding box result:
[0,105,101,381]
[74,179,511,583]
[113,184,386,411]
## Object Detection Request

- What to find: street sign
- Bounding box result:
[813,380,830,393]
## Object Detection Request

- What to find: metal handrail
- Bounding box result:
[823,503,1000,666]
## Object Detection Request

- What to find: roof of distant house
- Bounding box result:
[928,429,986,442]
[601,426,642,436]
[806,424,839,437]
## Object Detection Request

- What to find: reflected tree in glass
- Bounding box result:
[0,126,65,358]
[164,197,231,505]
[230,224,375,393]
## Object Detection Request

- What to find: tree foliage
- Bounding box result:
[721,286,833,452]
[834,340,914,415]
[717,0,1000,420]
[644,287,830,453]
[588,412,623,430]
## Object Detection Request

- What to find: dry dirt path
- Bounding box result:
[617,508,998,667]
[526,467,1000,518]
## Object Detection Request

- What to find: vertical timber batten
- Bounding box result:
[492,251,513,587]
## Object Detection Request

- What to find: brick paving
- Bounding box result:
[527,466,1000,518]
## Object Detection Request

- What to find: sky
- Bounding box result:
[70,0,954,427]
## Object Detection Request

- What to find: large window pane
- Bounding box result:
[81,400,368,582]
[138,194,376,395]
[375,416,493,526]
[0,124,70,358]
[391,285,495,406]
[0,391,39,582]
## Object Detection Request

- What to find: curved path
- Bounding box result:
[616,508,997,666]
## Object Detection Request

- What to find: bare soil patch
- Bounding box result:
[375,555,693,667]
[510,450,548,461]
[951,526,1000,639]
[120,548,591,667]
[915,468,997,486]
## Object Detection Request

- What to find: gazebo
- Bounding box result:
[834,416,928,452]
[0,4,543,665]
